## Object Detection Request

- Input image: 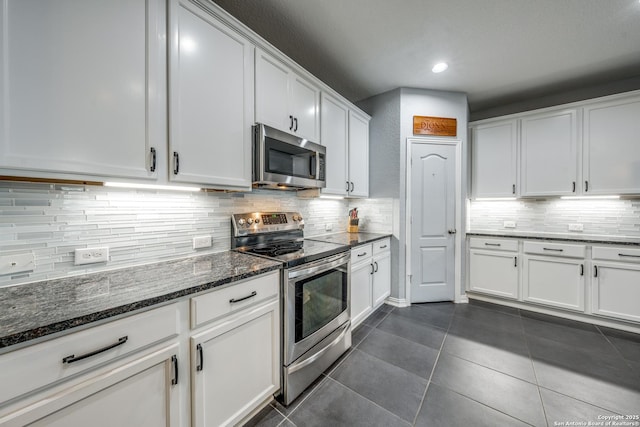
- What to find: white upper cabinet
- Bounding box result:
[348,110,370,198]
[320,93,349,196]
[255,48,320,142]
[471,120,517,198]
[520,109,578,197]
[583,94,640,195]
[168,0,253,189]
[0,0,165,181]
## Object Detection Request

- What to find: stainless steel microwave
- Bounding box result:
[253,123,326,190]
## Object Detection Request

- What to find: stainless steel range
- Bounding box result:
[231,212,351,405]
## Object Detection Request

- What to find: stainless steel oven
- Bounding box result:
[231,212,351,405]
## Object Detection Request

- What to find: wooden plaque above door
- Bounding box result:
[413,116,457,137]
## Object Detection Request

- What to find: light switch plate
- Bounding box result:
[0,253,35,275]
[193,236,212,249]
[569,223,584,232]
[75,247,109,265]
[503,221,516,229]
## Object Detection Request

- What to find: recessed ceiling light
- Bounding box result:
[432,62,448,73]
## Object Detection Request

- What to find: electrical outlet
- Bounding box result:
[0,253,35,275]
[503,221,516,229]
[75,247,109,265]
[325,223,333,231]
[568,223,584,232]
[193,235,212,249]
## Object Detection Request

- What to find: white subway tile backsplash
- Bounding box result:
[0,181,393,286]
[469,198,640,238]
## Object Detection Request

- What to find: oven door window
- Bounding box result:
[265,137,316,179]
[294,269,347,342]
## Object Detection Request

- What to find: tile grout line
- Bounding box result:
[593,324,639,372]
[519,310,550,427]
[410,307,456,426]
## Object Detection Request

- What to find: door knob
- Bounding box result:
[448,229,457,234]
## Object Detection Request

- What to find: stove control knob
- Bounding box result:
[296,214,303,221]
[254,218,260,224]
[238,218,245,226]
[291,215,298,221]
[246,218,254,225]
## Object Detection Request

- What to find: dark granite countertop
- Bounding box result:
[467,231,640,246]
[0,252,282,350]
[307,232,391,247]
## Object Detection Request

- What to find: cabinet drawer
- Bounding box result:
[523,241,585,258]
[191,271,279,329]
[469,237,518,252]
[351,244,373,264]
[372,238,391,255]
[592,246,640,263]
[0,303,180,405]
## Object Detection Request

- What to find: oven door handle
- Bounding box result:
[287,323,350,374]
[288,254,349,280]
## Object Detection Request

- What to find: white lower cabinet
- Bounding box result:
[469,250,519,299]
[0,304,184,427]
[591,246,640,323]
[350,239,391,328]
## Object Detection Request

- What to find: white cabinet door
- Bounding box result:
[583,95,640,195]
[372,253,391,308]
[348,111,370,198]
[523,256,585,311]
[1,345,180,427]
[471,120,517,198]
[168,0,253,189]
[520,109,578,196]
[0,0,164,181]
[469,250,519,299]
[592,262,640,323]
[351,261,373,328]
[255,48,290,133]
[191,299,280,427]
[320,93,349,196]
[290,74,320,142]
[255,49,320,142]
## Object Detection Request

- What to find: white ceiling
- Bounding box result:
[212,0,640,114]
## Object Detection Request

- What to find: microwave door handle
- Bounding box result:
[310,155,316,177]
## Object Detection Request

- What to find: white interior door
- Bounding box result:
[410,143,456,302]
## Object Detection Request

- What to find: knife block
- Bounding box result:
[348,219,359,233]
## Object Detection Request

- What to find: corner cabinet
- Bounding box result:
[520,109,578,197]
[0,0,166,181]
[255,48,320,142]
[470,120,517,198]
[583,94,640,195]
[591,246,640,323]
[168,0,253,190]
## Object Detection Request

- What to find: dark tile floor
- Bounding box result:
[243,300,640,427]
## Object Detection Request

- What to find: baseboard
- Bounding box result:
[385,297,410,308]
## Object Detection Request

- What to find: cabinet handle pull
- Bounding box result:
[370,263,374,274]
[346,181,350,191]
[229,291,257,304]
[514,256,517,267]
[150,147,157,172]
[350,182,354,192]
[379,244,388,249]
[448,229,457,234]
[357,252,368,257]
[289,115,294,131]
[585,180,589,192]
[173,152,180,175]
[374,261,379,272]
[62,336,128,364]
[196,344,204,372]
[485,243,501,247]
[572,181,575,192]
[171,355,178,385]
[618,253,640,258]
[512,184,516,195]
[594,265,598,278]
[294,117,298,132]
[543,247,563,252]
[580,264,584,276]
